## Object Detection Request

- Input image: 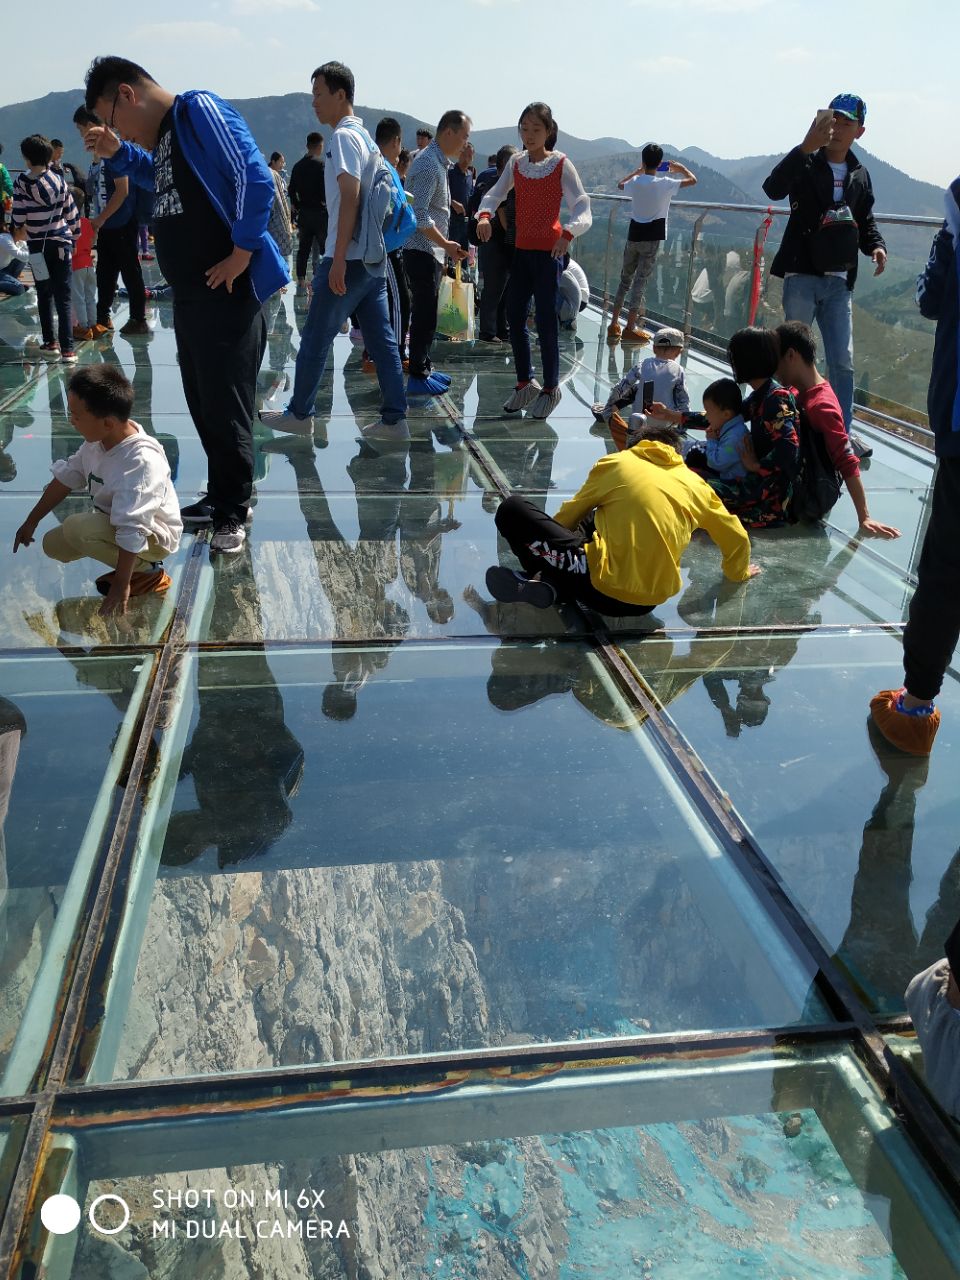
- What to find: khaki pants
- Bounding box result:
[42,511,167,572]
[612,239,661,317]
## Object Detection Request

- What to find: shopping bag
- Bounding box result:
[436,262,475,341]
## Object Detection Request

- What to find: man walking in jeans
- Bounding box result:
[84,55,288,553]
[763,93,886,459]
[259,61,408,446]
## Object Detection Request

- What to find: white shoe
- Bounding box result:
[259,408,314,435]
[210,518,246,554]
[502,380,542,414]
[529,387,562,419]
[361,418,411,446]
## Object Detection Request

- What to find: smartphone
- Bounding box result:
[815,108,833,128]
[657,161,670,173]
[642,381,655,411]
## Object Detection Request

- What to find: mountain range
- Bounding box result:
[0,89,945,220]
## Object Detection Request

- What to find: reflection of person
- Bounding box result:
[12,365,182,614]
[871,182,960,757]
[165,644,304,868]
[487,420,758,613]
[0,698,26,958]
[906,919,960,1119]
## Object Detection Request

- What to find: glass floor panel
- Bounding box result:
[192,491,580,644]
[88,643,824,1084]
[0,653,153,1093]
[618,629,960,1017]
[26,1043,960,1279]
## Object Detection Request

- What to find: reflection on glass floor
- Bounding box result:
[1,288,959,1277]
[36,1045,960,1279]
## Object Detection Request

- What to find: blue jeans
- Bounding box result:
[0,259,26,297]
[506,249,562,389]
[288,258,406,422]
[783,274,855,429]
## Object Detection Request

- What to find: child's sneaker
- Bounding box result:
[39,343,61,360]
[73,324,93,340]
[622,328,652,346]
[529,387,562,420]
[60,350,78,365]
[91,323,114,339]
[502,380,542,413]
[869,688,940,756]
[606,321,622,343]
[484,566,557,609]
[95,568,171,597]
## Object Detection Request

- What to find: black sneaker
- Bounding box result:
[180,497,214,525]
[484,565,557,609]
[210,517,246,554]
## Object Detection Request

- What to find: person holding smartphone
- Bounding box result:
[762,94,886,459]
[608,144,697,345]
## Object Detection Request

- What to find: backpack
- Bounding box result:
[342,123,416,271]
[790,413,842,522]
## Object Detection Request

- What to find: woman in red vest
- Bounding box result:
[477,102,591,420]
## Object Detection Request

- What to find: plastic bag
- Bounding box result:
[436,262,475,341]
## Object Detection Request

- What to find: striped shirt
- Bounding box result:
[405,139,450,262]
[12,168,80,251]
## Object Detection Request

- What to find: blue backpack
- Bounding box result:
[342,123,417,268]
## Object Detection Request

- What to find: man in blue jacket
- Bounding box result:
[83,56,289,553]
[871,177,960,756]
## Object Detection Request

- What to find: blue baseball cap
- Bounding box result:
[829,93,866,125]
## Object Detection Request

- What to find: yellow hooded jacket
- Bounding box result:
[552,440,752,606]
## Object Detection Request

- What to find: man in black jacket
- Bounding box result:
[763,93,886,456]
[287,131,327,300]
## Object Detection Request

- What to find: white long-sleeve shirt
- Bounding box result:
[0,233,28,273]
[477,151,592,251]
[52,422,183,556]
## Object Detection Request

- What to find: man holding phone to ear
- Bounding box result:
[763,94,886,458]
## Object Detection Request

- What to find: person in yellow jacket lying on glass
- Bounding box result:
[486,419,760,614]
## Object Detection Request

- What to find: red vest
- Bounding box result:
[515,156,565,252]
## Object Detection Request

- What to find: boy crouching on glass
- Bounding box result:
[13,365,182,615]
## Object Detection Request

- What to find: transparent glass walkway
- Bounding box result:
[0,286,958,1278]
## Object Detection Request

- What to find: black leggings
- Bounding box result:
[495,494,655,616]
[903,456,960,699]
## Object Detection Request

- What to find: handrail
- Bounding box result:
[584,191,942,228]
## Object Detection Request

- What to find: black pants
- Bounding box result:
[173,294,266,522]
[34,242,73,351]
[903,455,960,699]
[506,249,561,389]
[295,207,328,282]
[385,249,410,361]
[96,219,146,324]
[495,495,655,616]
[403,248,441,378]
[478,238,511,340]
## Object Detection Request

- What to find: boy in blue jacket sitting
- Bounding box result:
[679,378,750,481]
[82,56,289,554]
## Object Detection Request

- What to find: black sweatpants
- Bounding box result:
[96,219,146,324]
[903,456,960,699]
[173,294,266,523]
[495,494,655,616]
[478,238,511,340]
[295,207,328,282]
[385,249,410,362]
[403,248,441,378]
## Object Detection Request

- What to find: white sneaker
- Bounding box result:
[529,387,562,419]
[259,408,315,435]
[502,380,542,414]
[210,517,246,554]
[361,418,411,446]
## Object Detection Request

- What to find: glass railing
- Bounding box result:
[572,194,941,427]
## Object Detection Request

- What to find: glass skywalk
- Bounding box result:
[0,278,957,1279]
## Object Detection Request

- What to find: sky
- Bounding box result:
[10,0,959,189]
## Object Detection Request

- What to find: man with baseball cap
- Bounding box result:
[762,93,886,459]
[905,918,960,1118]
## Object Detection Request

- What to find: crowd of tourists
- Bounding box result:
[2,58,959,1118]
